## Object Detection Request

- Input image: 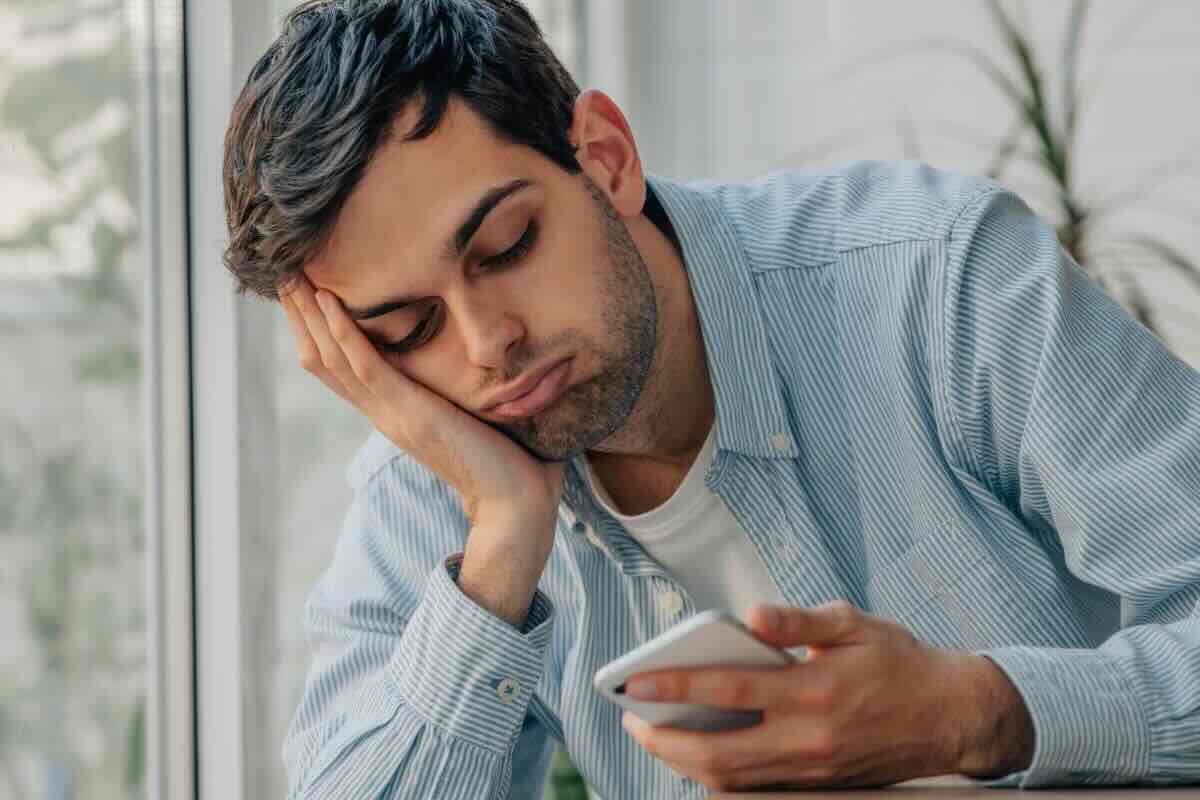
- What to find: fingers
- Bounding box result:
[313,288,415,407]
[280,289,356,406]
[624,664,798,710]
[705,759,840,793]
[279,285,320,372]
[748,601,868,650]
[621,711,779,775]
[703,753,890,793]
[622,711,846,793]
[287,278,377,411]
[285,280,466,465]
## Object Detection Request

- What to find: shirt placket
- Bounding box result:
[707,449,856,611]
[562,462,698,637]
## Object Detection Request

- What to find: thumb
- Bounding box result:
[748,601,867,649]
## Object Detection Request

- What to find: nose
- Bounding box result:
[454,290,524,370]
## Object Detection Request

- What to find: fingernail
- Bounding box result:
[626,680,658,700]
[314,291,329,310]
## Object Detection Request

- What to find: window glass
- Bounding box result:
[0,1,149,797]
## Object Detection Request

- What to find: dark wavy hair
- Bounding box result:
[222,0,581,298]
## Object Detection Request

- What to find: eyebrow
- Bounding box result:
[344,177,533,321]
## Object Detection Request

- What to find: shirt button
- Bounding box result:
[572,521,586,535]
[496,677,521,705]
[771,432,792,451]
[659,590,683,616]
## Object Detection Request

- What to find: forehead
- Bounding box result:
[308,98,546,291]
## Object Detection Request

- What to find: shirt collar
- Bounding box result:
[562,174,798,532]
[644,173,798,461]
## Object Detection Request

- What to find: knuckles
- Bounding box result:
[694,747,732,775]
[355,362,378,386]
[640,673,683,702]
[298,350,322,373]
[699,771,740,792]
[828,600,859,626]
[803,726,838,761]
[809,672,842,707]
[804,763,839,783]
[718,679,754,709]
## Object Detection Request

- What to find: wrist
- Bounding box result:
[458,508,557,629]
[952,653,1036,778]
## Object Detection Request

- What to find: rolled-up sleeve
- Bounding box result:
[283,452,558,799]
[939,187,1200,787]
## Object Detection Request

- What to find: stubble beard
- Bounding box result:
[496,179,658,462]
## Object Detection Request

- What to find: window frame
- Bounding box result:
[132,0,195,798]
[186,1,280,798]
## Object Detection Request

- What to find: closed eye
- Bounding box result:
[478,219,539,271]
[377,303,442,355]
[375,220,538,354]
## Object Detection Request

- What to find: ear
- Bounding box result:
[568,89,646,219]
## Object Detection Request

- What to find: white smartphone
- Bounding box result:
[593,609,797,732]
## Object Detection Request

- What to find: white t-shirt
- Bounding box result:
[584,426,787,619]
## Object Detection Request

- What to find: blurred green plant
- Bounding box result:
[1,431,146,797]
[821,0,1200,337]
[3,1,142,375]
[547,746,588,800]
[0,684,32,798]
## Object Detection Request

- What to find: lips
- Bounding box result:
[483,358,573,420]
[483,358,566,408]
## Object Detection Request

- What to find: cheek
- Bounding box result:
[539,209,603,289]
[525,251,599,320]
[387,346,439,385]
[390,340,474,404]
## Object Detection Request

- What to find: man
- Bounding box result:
[222,1,1200,797]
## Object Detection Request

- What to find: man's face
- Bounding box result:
[306,98,657,461]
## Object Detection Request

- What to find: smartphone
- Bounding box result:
[593,609,797,732]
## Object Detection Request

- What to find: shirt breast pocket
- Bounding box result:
[866,524,1033,650]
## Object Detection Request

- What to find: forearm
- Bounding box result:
[458,505,558,628]
[935,174,1200,789]
[289,554,557,798]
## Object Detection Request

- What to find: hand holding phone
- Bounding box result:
[593,609,798,732]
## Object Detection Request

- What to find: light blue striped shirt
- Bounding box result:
[284,162,1200,798]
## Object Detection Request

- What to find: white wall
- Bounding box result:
[605,0,1200,363]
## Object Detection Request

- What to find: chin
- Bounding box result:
[500,405,616,464]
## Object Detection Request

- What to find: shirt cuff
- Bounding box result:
[387,553,555,754]
[977,646,1152,787]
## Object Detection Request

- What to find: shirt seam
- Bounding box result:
[746,179,999,274]
[351,444,409,492]
[748,231,992,274]
[935,184,1009,478]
